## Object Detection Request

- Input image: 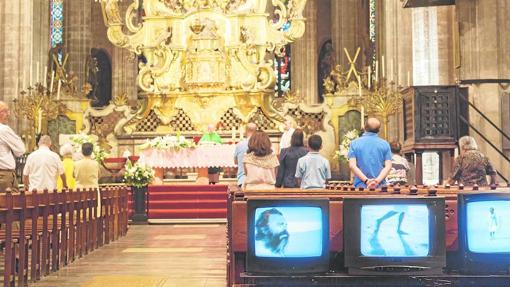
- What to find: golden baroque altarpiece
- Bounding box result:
[98,0,309,133]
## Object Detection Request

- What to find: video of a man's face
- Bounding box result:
[254,207,323,258]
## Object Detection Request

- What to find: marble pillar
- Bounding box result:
[291,0,318,104]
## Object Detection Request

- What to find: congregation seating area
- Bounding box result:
[227,184,510,286]
[0,186,129,287]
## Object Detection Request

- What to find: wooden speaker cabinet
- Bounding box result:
[402,86,468,185]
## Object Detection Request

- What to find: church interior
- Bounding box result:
[0,0,509,286]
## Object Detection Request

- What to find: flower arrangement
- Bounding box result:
[123,160,155,188]
[334,129,360,162]
[69,134,108,163]
[138,134,196,151]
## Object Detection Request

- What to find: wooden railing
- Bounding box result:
[0,186,129,286]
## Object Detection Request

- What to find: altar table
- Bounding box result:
[139,145,237,183]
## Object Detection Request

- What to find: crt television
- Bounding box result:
[246,198,330,274]
[458,191,510,274]
[344,196,446,275]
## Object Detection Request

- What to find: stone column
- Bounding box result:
[0,0,49,131]
[331,0,370,71]
[457,0,510,180]
[64,0,92,88]
[290,0,318,104]
[379,1,413,141]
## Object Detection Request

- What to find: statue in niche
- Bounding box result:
[85,48,112,107]
[318,40,335,102]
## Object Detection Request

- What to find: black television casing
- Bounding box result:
[246,198,330,274]
[458,191,510,274]
[344,196,446,275]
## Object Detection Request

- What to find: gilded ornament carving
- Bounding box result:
[96,0,307,133]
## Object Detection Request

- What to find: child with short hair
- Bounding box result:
[295,135,331,189]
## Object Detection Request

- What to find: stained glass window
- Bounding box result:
[274,45,291,96]
[50,0,64,48]
[369,0,377,72]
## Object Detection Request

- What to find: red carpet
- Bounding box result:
[147,184,228,219]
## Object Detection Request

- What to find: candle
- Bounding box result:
[36,62,40,84]
[407,70,411,87]
[382,56,385,79]
[56,80,62,100]
[358,75,362,97]
[361,106,365,128]
[49,71,55,93]
[368,65,372,89]
[22,71,26,91]
[390,59,394,81]
[43,66,47,88]
[29,65,33,87]
[37,109,42,134]
[375,61,379,83]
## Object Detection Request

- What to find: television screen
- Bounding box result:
[254,207,323,258]
[466,201,510,253]
[360,204,430,257]
[246,199,330,274]
[344,197,445,275]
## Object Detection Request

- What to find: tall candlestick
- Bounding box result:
[22,71,26,91]
[358,75,362,97]
[56,80,62,100]
[37,109,42,134]
[390,59,394,81]
[375,61,379,83]
[368,65,372,89]
[382,56,385,79]
[49,71,55,93]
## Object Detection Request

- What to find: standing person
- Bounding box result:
[279,120,295,151]
[200,123,223,184]
[74,142,101,216]
[23,135,67,191]
[57,143,76,191]
[348,118,392,188]
[295,135,331,189]
[449,136,497,186]
[234,122,257,187]
[386,141,410,186]
[0,101,25,192]
[243,130,279,190]
[276,129,308,188]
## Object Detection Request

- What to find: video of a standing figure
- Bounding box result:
[467,201,510,253]
[254,207,323,258]
[360,204,430,257]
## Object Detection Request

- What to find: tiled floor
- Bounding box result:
[32,224,226,287]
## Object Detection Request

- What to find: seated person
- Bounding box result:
[295,135,331,189]
[243,131,279,190]
[386,141,410,186]
[200,124,223,184]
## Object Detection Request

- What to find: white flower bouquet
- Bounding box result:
[123,160,155,188]
[139,134,196,151]
[334,129,360,162]
[69,134,108,163]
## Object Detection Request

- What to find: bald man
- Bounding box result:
[23,135,67,191]
[0,101,25,192]
[348,118,392,188]
[234,123,257,187]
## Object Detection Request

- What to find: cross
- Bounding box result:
[344,47,361,83]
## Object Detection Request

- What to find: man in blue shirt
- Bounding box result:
[234,123,257,187]
[348,118,392,188]
[295,135,331,189]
